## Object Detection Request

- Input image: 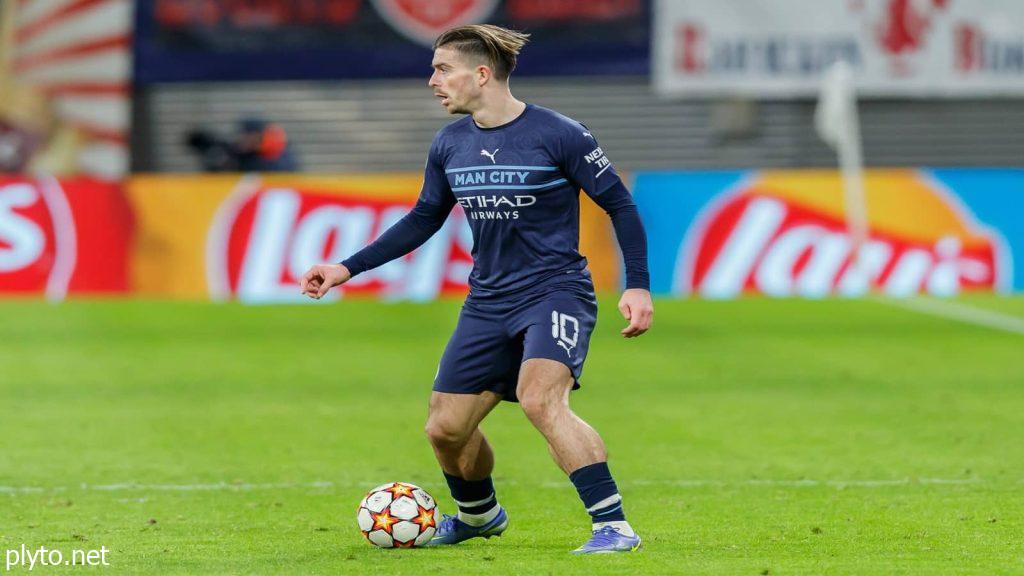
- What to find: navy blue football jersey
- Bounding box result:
[421,104,624,296]
[342,104,648,296]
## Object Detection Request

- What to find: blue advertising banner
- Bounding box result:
[631,169,1024,298]
[133,0,648,83]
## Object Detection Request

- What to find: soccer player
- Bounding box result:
[300,24,651,554]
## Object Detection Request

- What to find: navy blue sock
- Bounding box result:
[443,472,498,515]
[569,462,626,523]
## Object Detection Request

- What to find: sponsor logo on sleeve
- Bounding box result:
[584,146,612,177]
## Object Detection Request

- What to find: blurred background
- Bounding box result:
[0,0,1021,301]
[1,3,1022,572]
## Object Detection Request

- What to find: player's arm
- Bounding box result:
[300,140,455,299]
[560,126,652,337]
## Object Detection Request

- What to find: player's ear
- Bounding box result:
[476,65,491,86]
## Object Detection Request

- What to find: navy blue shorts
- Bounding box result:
[433,272,598,403]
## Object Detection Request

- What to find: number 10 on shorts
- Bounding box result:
[551,310,579,357]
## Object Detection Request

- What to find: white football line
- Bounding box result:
[875,296,1024,336]
[0,477,984,494]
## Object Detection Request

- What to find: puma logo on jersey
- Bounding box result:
[557,340,575,356]
[480,148,500,164]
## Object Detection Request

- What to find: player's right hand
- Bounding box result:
[300,264,351,299]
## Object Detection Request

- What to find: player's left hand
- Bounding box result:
[618,288,653,338]
[300,263,351,299]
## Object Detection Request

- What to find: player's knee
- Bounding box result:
[423,418,470,448]
[519,391,559,429]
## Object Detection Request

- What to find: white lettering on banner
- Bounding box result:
[755,227,855,298]
[927,237,988,296]
[237,189,303,303]
[344,203,450,300]
[224,187,472,303]
[699,197,786,299]
[885,249,933,298]
[755,226,820,298]
[287,205,375,283]
[673,29,862,77]
[655,0,1024,97]
[0,179,77,301]
[0,184,45,272]
[795,232,850,298]
[688,196,994,298]
[955,24,1024,74]
[836,242,893,297]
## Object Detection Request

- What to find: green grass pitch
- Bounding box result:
[1,296,1022,574]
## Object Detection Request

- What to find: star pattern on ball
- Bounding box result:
[358,483,438,548]
[413,506,436,532]
[371,510,398,534]
[387,483,415,499]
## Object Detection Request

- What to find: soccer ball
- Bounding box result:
[356,482,437,548]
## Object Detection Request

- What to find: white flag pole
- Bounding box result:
[815,61,869,287]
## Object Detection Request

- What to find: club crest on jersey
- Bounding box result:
[371,0,499,46]
[480,148,500,164]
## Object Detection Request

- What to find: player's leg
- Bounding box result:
[425,390,505,529]
[426,305,515,545]
[425,391,501,480]
[517,359,605,474]
[515,295,641,553]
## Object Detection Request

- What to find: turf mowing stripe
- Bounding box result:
[875,297,1024,336]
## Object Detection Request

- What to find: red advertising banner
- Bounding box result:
[126,174,619,302]
[634,169,1022,297]
[0,177,133,298]
[210,176,475,303]
[0,173,617,301]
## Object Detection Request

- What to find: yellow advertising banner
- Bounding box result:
[126,174,621,301]
[127,175,235,298]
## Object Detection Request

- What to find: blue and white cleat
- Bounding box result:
[426,507,509,546]
[571,525,642,554]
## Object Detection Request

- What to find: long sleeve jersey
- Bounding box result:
[341,104,648,297]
